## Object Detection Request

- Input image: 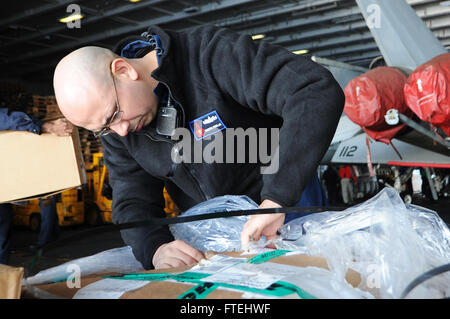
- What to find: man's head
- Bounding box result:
[53,46,159,137]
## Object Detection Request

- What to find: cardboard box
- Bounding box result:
[30,252,362,299]
[0,264,24,299]
[0,128,86,203]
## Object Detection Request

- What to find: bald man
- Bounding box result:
[54,24,344,270]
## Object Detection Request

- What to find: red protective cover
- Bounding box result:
[344,67,411,144]
[404,53,450,136]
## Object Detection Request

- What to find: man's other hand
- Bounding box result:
[240,199,285,251]
[41,118,74,136]
[152,239,205,270]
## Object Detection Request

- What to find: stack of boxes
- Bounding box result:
[29,95,55,120]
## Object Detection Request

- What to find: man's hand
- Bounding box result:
[152,239,205,270]
[240,199,285,251]
[41,118,73,136]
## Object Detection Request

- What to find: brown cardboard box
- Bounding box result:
[0,128,86,203]
[30,252,361,299]
[0,264,24,299]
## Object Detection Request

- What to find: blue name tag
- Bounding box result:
[189,110,227,141]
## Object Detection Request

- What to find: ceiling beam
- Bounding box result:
[414,2,450,18]
[272,24,450,54]
[0,0,77,30]
[422,15,450,30]
[216,0,349,29]
[5,0,449,76]
[2,0,261,66]
[270,21,369,46]
[279,31,374,51]
[1,0,345,55]
[0,0,166,50]
[330,29,449,63]
[340,50,382,64]
[239,1,447,41]
[10,24,449,77]
[150,5,204,25]
[238,0,441,36]
[287,42,379,58]
[240,5,363,37]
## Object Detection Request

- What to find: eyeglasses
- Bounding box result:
[93,72,124,138]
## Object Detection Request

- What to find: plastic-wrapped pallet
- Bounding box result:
[275,187,450,299]
[25,188,450,299]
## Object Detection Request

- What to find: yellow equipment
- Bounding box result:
[84,152,113,225]
[12,188,85,231]
[163,187,181,218]
[85,152,180,225]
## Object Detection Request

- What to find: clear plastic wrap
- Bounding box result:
[170,195,260,252]
[281,266,375,299]
[25,188,450,299]
[275,187,450,299]
[24,246,144,286]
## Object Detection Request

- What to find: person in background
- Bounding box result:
[339,165,357,205]
[0,108,73,264]
[323,165,340,205]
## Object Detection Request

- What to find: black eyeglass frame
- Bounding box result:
[93,72,124,138]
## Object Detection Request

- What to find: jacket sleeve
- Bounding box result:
[101,134,174,269]
[0,108,42,133]
[195,25,345,207]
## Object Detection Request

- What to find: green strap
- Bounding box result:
[247,250,291,264]
[214,280,317,299]
[177,282,219,299]
[175,280,317,299]
[105,271,210,282]
[172,272,211,282]
[104,251,317,299]
[105,272,317,299]
[105,272,178,281]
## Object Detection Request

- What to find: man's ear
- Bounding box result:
[111,58,138,81]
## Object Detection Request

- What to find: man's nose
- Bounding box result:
[110,121,130,137]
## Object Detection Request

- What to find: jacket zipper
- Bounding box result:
[140,81,208,201]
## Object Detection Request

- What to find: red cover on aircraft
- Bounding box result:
[404,53,450,136]
[344,67,410,144]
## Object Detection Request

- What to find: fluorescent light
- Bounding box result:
[292,49,309,55]
[129,0,142,2]
[251,34,265,40]
[59,14,84,24]
[440,1,450,6]
[184,6,199,13]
